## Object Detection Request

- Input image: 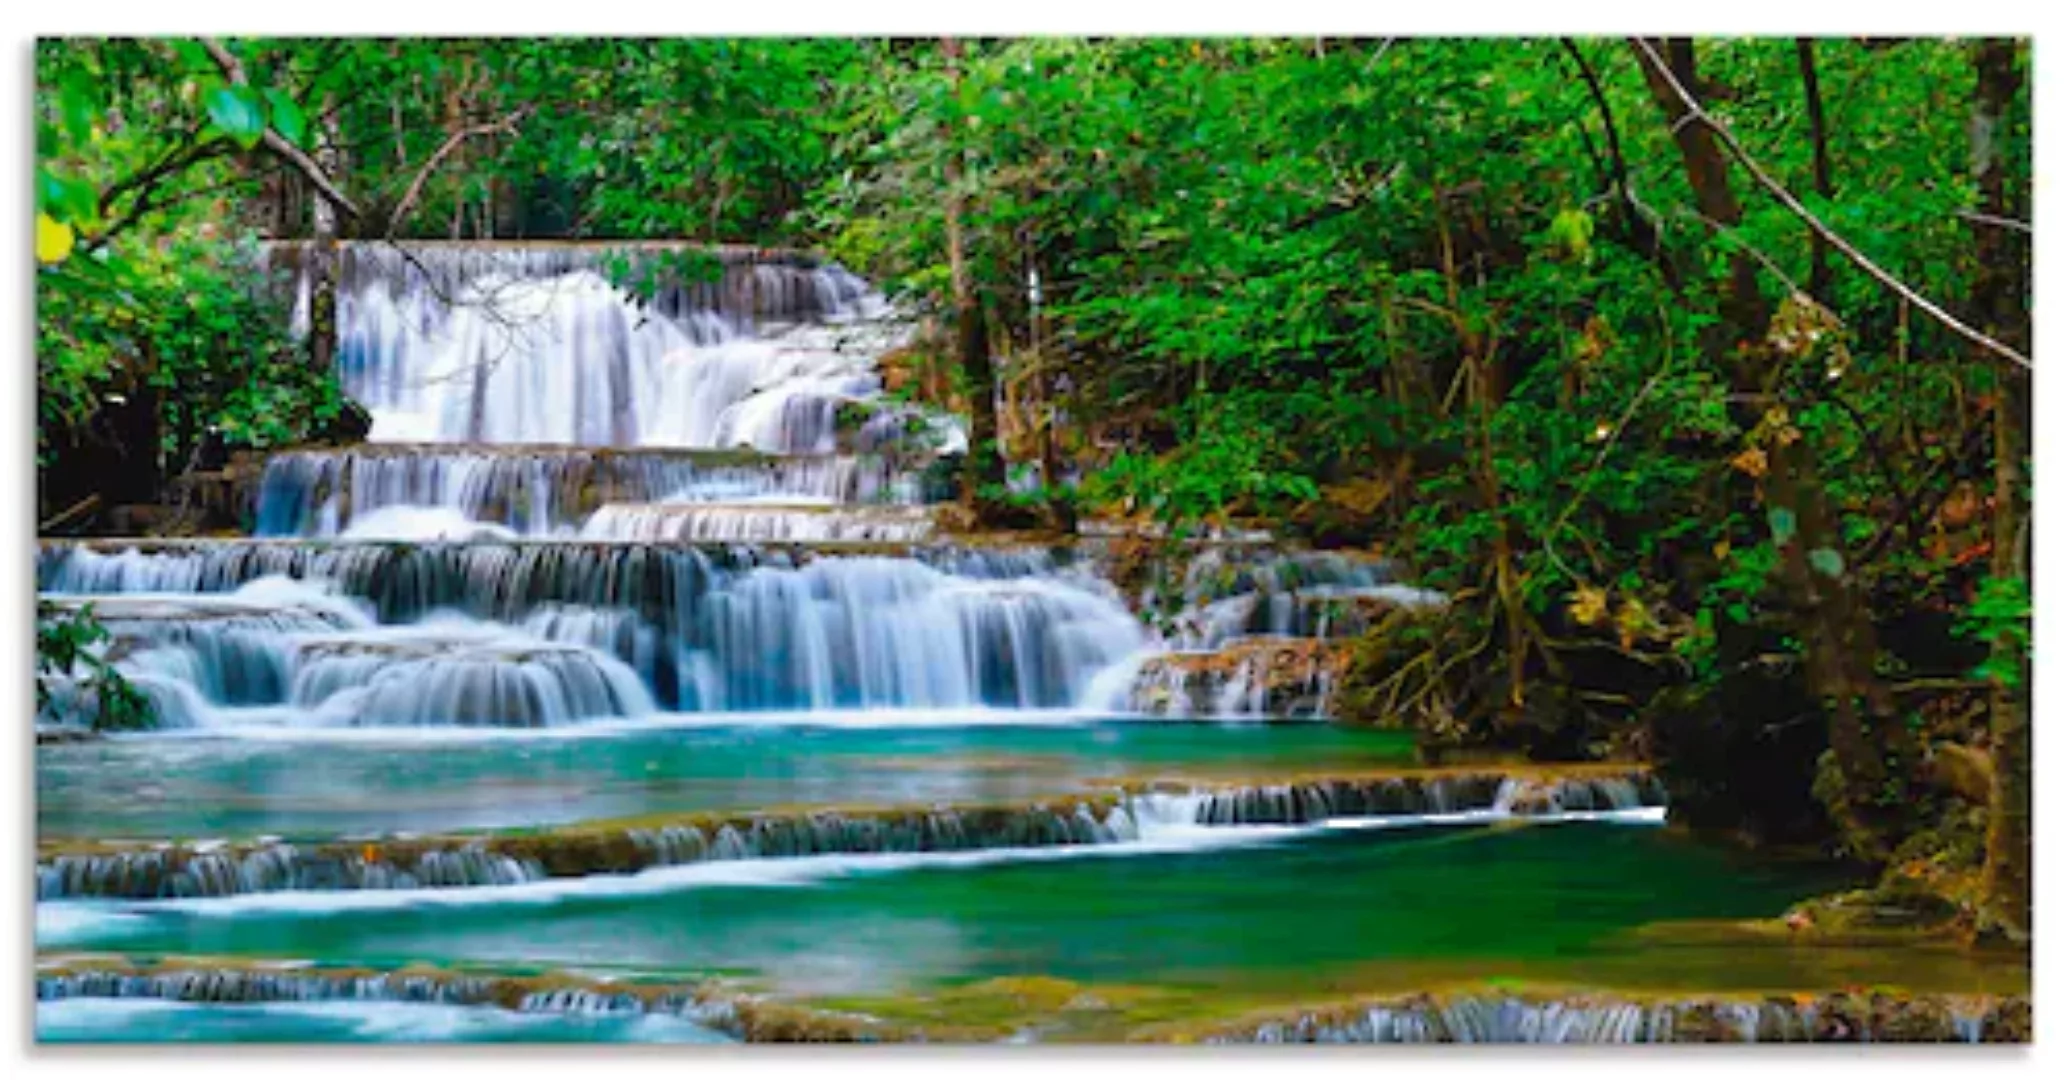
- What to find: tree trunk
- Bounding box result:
[1630,37,1910,857]
[1629,39,1765,356]
[1027,239,1075,532]
[941,37,1008,521]
[308,93,342,377]
[1971,36,2030,944]
[1795,38,1835,303]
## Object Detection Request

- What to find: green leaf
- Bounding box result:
[204,84,267,149]
[264,89,307,146]
[166,39,215,75]
[1808,547,1845,579]
[1766,506,1798,546]
[58,73,100,145]
[36,168,98,227]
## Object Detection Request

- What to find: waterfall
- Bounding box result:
[32,962,2027,1044]
[1075,546,1452,719]
[1199,993,2019,1044]
[311,242,910,453]
[579,502,937,543]
[36,773,1663,900]
[35,242,1467,734]
[254,446,925,537]
[284,622,658,728]
[39,541,1146,724]
[693,558,1142,711]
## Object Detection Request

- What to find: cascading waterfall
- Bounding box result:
[38,242,1460,731]
[255,241,963,552]
[1080,547,1454,718]
[1162,548,1446,651]
[1199,993,2021,1044]
[284,624,657,728]
[692,558,1143,711]
[36,772,1665,900]
[38,541,1147,723]
[579,502,937,543]
[31,963,2026,1044]
[254,445,924,537]
[312,242,906,453]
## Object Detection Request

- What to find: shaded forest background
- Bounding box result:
[34,37,2030,942]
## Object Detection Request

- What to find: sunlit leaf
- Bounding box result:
[264,89,307,146]
[36,213,76,265]
[204,84,267,149]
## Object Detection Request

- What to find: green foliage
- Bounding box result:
[35,604,152,732]
[1086,423,1322,534]
[37,235,337,469]
[203,85,267,148]
[1956,576,2031,688]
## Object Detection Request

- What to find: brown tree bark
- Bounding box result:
[1629,37,1909,857]
[1971,36,2030,944]
[1629,39,1766,356]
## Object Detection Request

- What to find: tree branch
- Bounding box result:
[386,105,534,240]
[81,135,237,255]
[199,37,362,221]
[1958,208,2032,235]
[1627,37,2031,370]
[1794,38,1835,303]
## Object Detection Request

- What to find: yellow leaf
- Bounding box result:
[35,213,74,265]
[1568,586,1608,627]
[1615,599,1660,650]
[1729,446,1768,478]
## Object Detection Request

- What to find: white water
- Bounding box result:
[37,245,1455,732]
[35,997,733,1043]
[579,502,936,543]
[33,805,1665,935]
[34,816,1317,926]
[331,249,912,453]
[43,562,1151,730]
[337,505,519,542]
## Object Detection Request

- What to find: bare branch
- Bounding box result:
[1627,37,2031,371]
[386,105,535,240]
[1958,209,2032,235]
[199,37,362,221]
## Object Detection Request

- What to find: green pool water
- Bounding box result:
[37,720,1415,841]
[43,822,2017,1004]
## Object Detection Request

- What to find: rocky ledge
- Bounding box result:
[1170,988,2030,1044]
[37,767,1662,899]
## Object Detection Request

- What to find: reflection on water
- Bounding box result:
[39,823,2021,1002]
[38,721,1415,840]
